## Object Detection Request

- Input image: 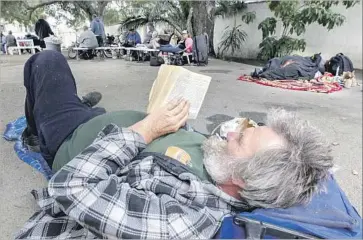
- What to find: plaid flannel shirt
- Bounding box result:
[16,124,245,239]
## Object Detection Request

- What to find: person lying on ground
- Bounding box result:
[17,50,333,239]
[159,30,193,54]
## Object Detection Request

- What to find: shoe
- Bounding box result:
[251,68,259,78]
[82,91,102,107]
[21,129,41,153]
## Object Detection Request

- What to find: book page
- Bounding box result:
[147,65,211,119]
[147,65,178,113]
[166,68,211,119]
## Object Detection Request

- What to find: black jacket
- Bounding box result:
[35,19,54,40]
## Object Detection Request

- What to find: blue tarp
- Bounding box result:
[3,116,53,180]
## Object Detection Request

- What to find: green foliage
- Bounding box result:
[241,11,256,24]
[257,0,360,60]
[0,1,44,27]
[217,25,247,58]
[258,17,276,39]
[215,1,247,18]
[103,8,124,26]
[1,0,112,30]
[119,1,188,34]
[258,36,306,60]
[45,3,88,30]
[216,1,255,58]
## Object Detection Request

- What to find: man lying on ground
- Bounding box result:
[17,51,333,239]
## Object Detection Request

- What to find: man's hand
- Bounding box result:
[130,99,190,144]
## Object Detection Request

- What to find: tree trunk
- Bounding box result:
[206,0,216,56]
[191,0,216,56]
[97,1,108,20]
[186,7,193,36]
[191,1,208,35]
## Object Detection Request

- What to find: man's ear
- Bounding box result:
[231,178,245,189]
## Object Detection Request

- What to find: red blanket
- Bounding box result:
[237,75,342,94]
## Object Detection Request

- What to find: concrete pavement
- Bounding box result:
[0,54,362,239]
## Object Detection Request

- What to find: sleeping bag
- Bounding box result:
[257,54,323,80]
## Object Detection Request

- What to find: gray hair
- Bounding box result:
[233,109,333,209]
[83,26,89,31]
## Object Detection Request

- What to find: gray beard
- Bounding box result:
[202,136,237,184]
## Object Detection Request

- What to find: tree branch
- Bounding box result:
[74,1,97,21]
[26,0,64,20]
[97,1,109,17]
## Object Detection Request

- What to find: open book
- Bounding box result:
[147,65,212,119]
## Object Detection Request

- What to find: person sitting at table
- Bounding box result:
[5,30,17,55]
[78,26,99,60]
[124,28,141,47]
[143,23,158,44]
[79,26,98,49]
[159,30,193,54]
[169,32,180,46]
[144,31,160,49]
[25,33,41,53]
[1,32,7,54]
[121,28,142,59]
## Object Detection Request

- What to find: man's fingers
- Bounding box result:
[170,99,188,115]
[167,97,183,110]
[174,101,190,121]
[177,108,189,128]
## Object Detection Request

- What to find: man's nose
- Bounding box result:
[226,132,239,141]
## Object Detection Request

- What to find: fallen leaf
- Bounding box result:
[332,142,339,146]
[352,170,358,175]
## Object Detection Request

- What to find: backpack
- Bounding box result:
[150,56,164,66]
[328,53,354,76]
[193,34,209,66]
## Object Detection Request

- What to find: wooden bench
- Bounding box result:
[8,39,41,55]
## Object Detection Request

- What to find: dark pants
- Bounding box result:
[39,40,46,49]
[96,36,103,47]
[121,42,136,55]
[24,50,105,167]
